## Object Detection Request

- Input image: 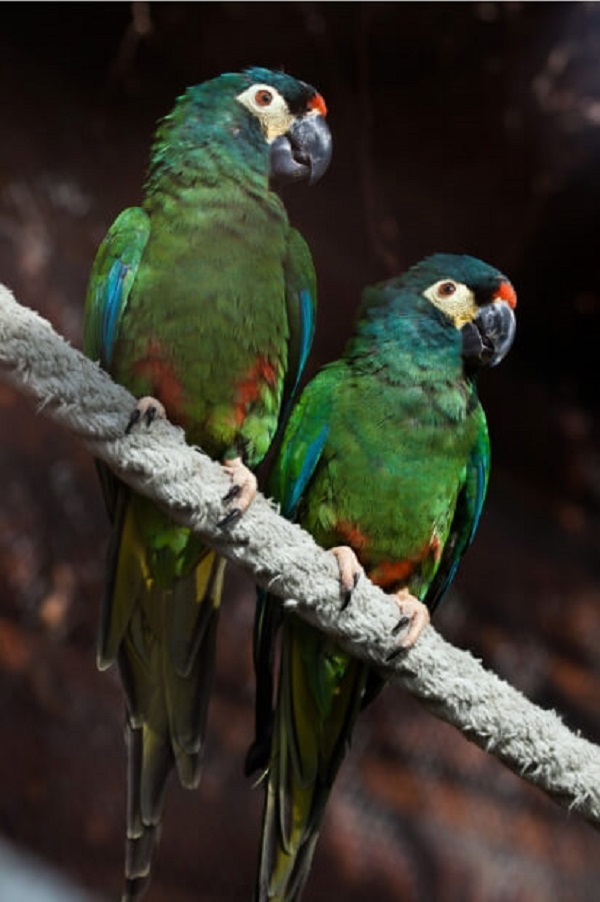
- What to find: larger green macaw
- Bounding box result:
[248,253,517,902]
[83,67,331,899]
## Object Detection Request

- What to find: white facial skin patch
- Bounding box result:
[236,83,296,142]
[423,279,479,327]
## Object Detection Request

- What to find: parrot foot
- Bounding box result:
[217,456,258,529]
[329,546,364,610]
[386,588,430,657]
[125,396,166,434]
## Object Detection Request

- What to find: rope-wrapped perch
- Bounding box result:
[0,283,598,827]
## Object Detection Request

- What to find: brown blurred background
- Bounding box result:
[0,2,599,900]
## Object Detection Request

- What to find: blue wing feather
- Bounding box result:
[288,287,315,399]
[280,422,328,519]
[466,450,488,546]
[280,230,317,427]
[102,260,131,367]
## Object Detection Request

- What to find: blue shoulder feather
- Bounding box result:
[101,260,130,367]
[83,207,150,369]
[282,422,328,519]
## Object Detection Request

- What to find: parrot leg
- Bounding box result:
[390,587,430,649]
[125,396,167,434]
[329,545,364,610]
[218,456,258,529]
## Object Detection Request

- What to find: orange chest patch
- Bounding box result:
[334,518,443,592]
[369,535,442,590]
[369,559,416,588]
[233,356,279,426]
[334,519,371,551]
[132,338,184,420]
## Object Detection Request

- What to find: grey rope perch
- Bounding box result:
[0,282,598,828]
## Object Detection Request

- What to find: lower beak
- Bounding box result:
[269,114,332,186]
[461,300,516,368]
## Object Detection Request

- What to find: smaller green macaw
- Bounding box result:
[247,253,517,902]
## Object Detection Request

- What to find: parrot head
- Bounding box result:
[147,68,332,189]
[418,253,517,367]
[237,67,332,185]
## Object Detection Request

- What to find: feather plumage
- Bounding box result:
[250,253,516,901]
[84,67,329,898]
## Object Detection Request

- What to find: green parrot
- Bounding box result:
[83,67,331,899]
[247,253,517,902]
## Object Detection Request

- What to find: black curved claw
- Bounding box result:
[223,483,242,505]
[339,570,361,612]
[384,645,405,664]
[125,408,142,435]
[126,404,159,434]
[391,614,411,636]
[385,615,412,662]
[217,508,242,531]
[144,405,159,426]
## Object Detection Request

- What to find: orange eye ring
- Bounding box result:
[439,281,456,296]
[255,89,273,107]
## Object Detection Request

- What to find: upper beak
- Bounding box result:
[269,114,332,186]
[461,300,516,368]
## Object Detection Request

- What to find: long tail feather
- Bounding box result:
[245,590,283,778]
[255,614,368,901]
[102,490,225,897]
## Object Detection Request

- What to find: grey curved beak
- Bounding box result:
[269,114,332,186]
[461,300,516,368]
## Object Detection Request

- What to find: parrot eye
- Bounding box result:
[255,89,274,107]
[438,281,457,297]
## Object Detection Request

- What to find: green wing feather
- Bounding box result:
[247,373,335,778]
[270,369,335,518]
[83,206,150,368]
[253,372,371,900]
[83,207,150,523]
[83,205,155,667]
[425,406,490,612]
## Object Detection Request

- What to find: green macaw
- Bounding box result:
[83,67,331,899]
[248,253,517,902]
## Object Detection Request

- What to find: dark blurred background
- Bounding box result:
[0,2,599,900]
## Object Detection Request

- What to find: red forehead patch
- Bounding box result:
[309,93,327,117]
[494,280,517,309]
